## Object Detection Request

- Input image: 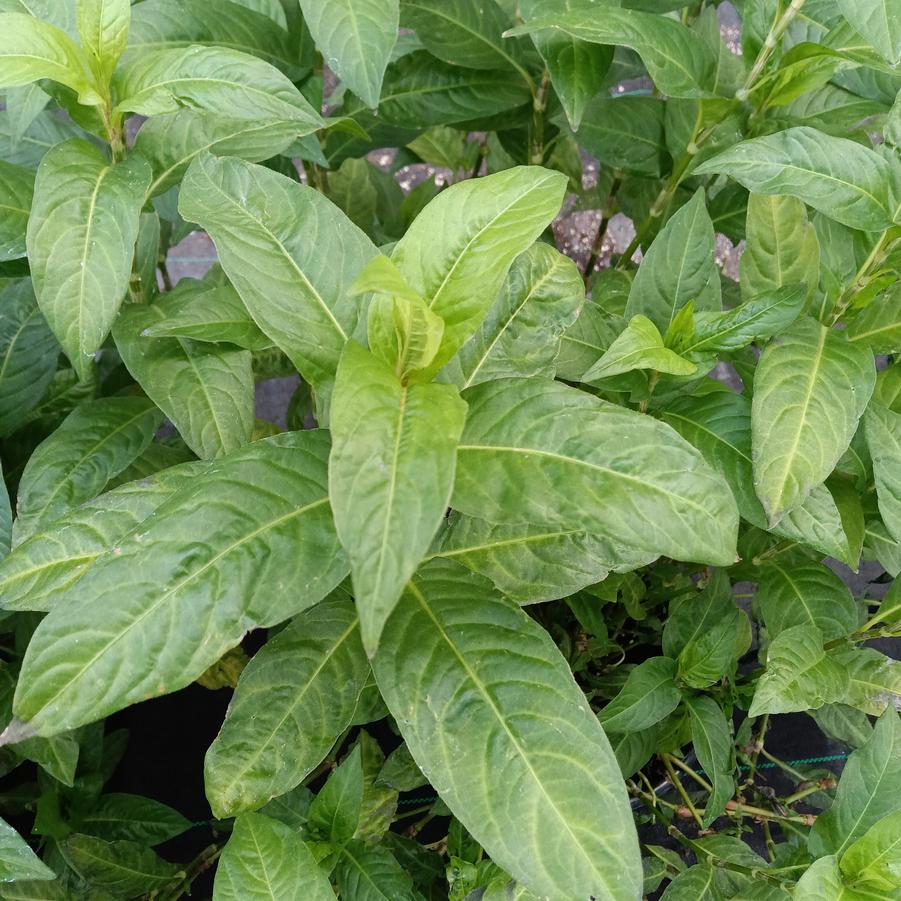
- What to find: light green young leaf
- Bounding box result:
[599,657,682,734]
[10,433,348,736]
[439,243,584,388]
[329,342,466,653]
[752,316,875,523]
[582,314,697,381]
[0,160,33,261]
[739,194,819,303]
[205,596,370,818]
[0,13,100,105]
[695,128,898,231]
[179,153,378,399]
[624,189,721,332]
[749,625,846,716]
[307,746,363,846]
[840,810,901,891]
[26,139,150,380]
[833,647,901,717]
[350,254,422,305]
[836,0,900,65]
[335,840,417,901]
[213,812,335,901]
[685,695,733,827]
[848,285,901,353]
[14,397,162,542]
[299,0,398,108]
[0,817,54,882]
[59,835,180,896]
[367,293,445,382]
[756,561,858,641]
[74,793,191,846]
[372,559,642,901]
[390,166,566,376]
[810,710,901,857]
[454,378,739,566]
[77,0,130,87]
[794,856,890,901]
[509,5,716,98]
[866,403,901,543]
[113,302,254,460]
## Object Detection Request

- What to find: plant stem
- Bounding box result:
[741,714,769,790]
[583,177,622,286]
[158,844,223,901]
[158,256,174,293]
[666,753,713,793]
[829,228,898,324]
[528,69,551,165]
[759,747,808,782]
[662,754,704,829]
[736,0,807,101]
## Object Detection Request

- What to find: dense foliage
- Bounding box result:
[0,0,898,898]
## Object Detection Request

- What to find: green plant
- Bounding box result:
[0,0,898,898]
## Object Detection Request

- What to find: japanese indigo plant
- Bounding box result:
[0,0,897,898]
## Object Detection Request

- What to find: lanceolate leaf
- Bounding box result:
[372,559,642,901]
[751,316,875,524]
[0,817,53,882]
[865,403,901,543]
[329,343,467,653]
[598,657,682,734]
[0,160,33,261]
[77,0,130,86]
[205,596,370,818]
[59,835,180,896]
[179,153,378,399]
[0,462,9,561]
[848,284,901,353]
[685,695,733,827]
[299,0,398,109]
[836,0,901,65]
[840,810,901,891]
[695,128,898,231]
[214,813,335,901]
[10,433,348,736]
[75,794,191,846]
[454,378,739,566]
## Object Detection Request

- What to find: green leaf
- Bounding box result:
[366,290,445,383]
[0,13,100,106]
[77,0,130,87]
[26,139,150,380]
[299,0,398,108]
[582,314,696,381]
[0,880,71,900]
[0,160,33,261]
[14,397,162,542]
[520,0,610,130]
[624,189,721,332]
[739,194,819,303]
[0,280,59,437]
[75,794,190,846]
[335,840,417,901]
[749,625,846,716]
[372,559,641,901]
[833,647,901,717]
[684,695,733,827]
[0,817,54,882]
[307,745,363,846]
[113,301,254,460]
[213,812,335,901]
[865,403,901,543]
[329,342,466,653]
[59,835,180,896]
[0,462,9,561]
[794,856,887,901]
[510,4,716,99]
[836,0,901,65]
[756,561,859,641]
[695,127,898,231]
[179,153,378,398]
[848,284,901,353]
[389,165,566,376]
[840,810,901,891]
[205,595,370,818]
[454,378,739,566]
[751,316,875,523]
[810,710,901,857]
[9,433,348,736]
[599,657,682,733]
[439,243,584,388]
[658,864,720,900]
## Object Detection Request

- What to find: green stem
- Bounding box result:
[829,228,897,324]
[666,753,713,793]
[736,0,807,100]
[662,754,704,829]
[583,176,622,286]
[528,69,551,165]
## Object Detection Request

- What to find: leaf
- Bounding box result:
[213,812,335,901]
[0,160,33,261]
[113,302,254,460]
[113,45,323,125]
[0,280,59,437]
[834,647,901,717]
[810,710,901,857]
[510,4,717,99]
[794,856,883,901]
[0,463,9,561]
[77,0,130,87]
[307,746,363,846]
[13,397,163,542]
[740,194,819,305]
[205,595,370,818]
[848,284,901,353]
[372,559,641,901]
[0,880,71,900]
[179,153,378,398]
[9,433,348,736]
[389,165,566,376]
[439,243,584,388]
[749,625,846,716]
[454,378,739,566]
[299,0,398,108]
[658,864,720,900]
[335,840,417,901]
[695,127,898,231]
[26,138,151,380]
[840,810,901,891]
[624,189,721,332]
[75,794,191,846]
[598,657,682,734]
[0,817,54,882]
[0,13,100,106]
[520,0,610,130]
[837,0,901,65]
[59,835,179,896]
[684,695,733,827]
[863,403,901,544]
[329,343,466,653]
[756,561,859,642]
[582,315,696,381]
[751,316,875,523]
